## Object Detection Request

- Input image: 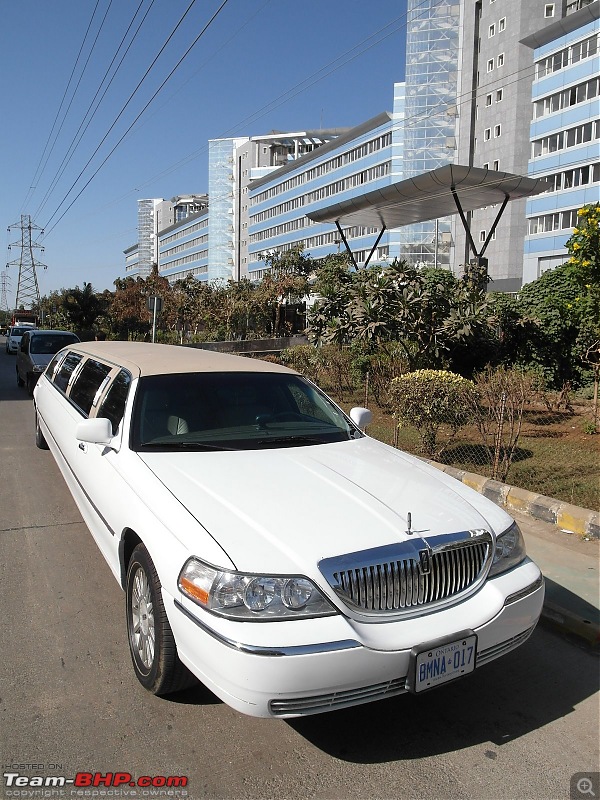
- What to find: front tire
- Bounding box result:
[125,544,195,695]
[35,411,49,450]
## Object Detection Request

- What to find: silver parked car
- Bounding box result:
[17,329,80,394]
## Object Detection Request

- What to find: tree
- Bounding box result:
[109,277,151,340]
[565,202,600,285]
[308,259,492,372]
[62,282,107,332]
[470,366,538,482]
[259,246,312,336]
[515,263,595,388]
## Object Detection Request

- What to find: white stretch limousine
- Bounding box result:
[33,342,544,718]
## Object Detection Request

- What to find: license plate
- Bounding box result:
[408,632,477,693]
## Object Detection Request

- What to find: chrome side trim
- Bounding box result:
[173,600,361,657]
[504,575,544,605]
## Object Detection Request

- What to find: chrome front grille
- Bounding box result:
[319,530,493,617]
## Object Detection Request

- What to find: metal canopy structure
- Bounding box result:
[306,164,552,271]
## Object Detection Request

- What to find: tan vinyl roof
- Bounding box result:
[306,164,552,229]
[67,341,296,378]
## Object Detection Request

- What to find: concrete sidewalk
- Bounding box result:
[513,509,600,651]
[425,460,600,650]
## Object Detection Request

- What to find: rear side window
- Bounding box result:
[54,353,83,393]
[98,369,132,434]
[69,359,112,416]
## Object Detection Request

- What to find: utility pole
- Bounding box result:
[6,214,47,315]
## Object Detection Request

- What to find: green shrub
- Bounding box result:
[390,370,477,458]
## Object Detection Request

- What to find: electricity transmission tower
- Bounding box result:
[6,214,47,312]
[0,271,10,314]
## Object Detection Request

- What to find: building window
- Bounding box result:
[545,4,555,17]
[496,88,503,102]
[493,160,500,170]
[487,58,494,72]
[486,93,492,106]
[497,53,505,67]
[484,128,491,141]
[499,17,506,31]
[489,23,495,37]
[483,162,490,169]
[479,230,486,243]
[533,78,600,120]
[494,124,502,137]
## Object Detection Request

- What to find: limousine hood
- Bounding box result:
[139,437,510,575]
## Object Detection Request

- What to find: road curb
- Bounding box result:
[427,461,599,539]
[539,601,600,652]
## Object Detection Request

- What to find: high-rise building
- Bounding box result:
[124,1,598,292]
[522,1,599,283]
[400,0,461,268]
[453,0,566,291]
[126,196,208,279]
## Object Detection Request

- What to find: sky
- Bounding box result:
[0,0,408,304]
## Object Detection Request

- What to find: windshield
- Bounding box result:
[131,371,360,451]
[30,334,79,354]
[10,327,30,337]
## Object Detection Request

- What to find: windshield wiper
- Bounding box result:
[254,435,325,447]
[140,441,239,451]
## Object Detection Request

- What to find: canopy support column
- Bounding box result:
[335,221,386,270]
[451,186,509,261]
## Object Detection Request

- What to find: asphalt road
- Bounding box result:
[1,340,598,800]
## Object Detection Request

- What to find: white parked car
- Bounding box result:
[6,324,36,354]
[33,342,544,718]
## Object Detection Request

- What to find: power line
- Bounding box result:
[33,0,156,221]
[19,0,104,215]
[43,0,231,237]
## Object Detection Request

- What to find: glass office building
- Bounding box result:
[400,0,460,267]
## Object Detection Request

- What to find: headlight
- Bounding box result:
[178,558,336,620]
[33,364,45,372]
[488,521,527,577]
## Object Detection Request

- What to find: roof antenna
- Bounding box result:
[406,512,412,536]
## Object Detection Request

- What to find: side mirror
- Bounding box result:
[75,417,113,445]
[350,406,373,431]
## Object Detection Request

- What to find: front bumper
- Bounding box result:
[168,558,544,718]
